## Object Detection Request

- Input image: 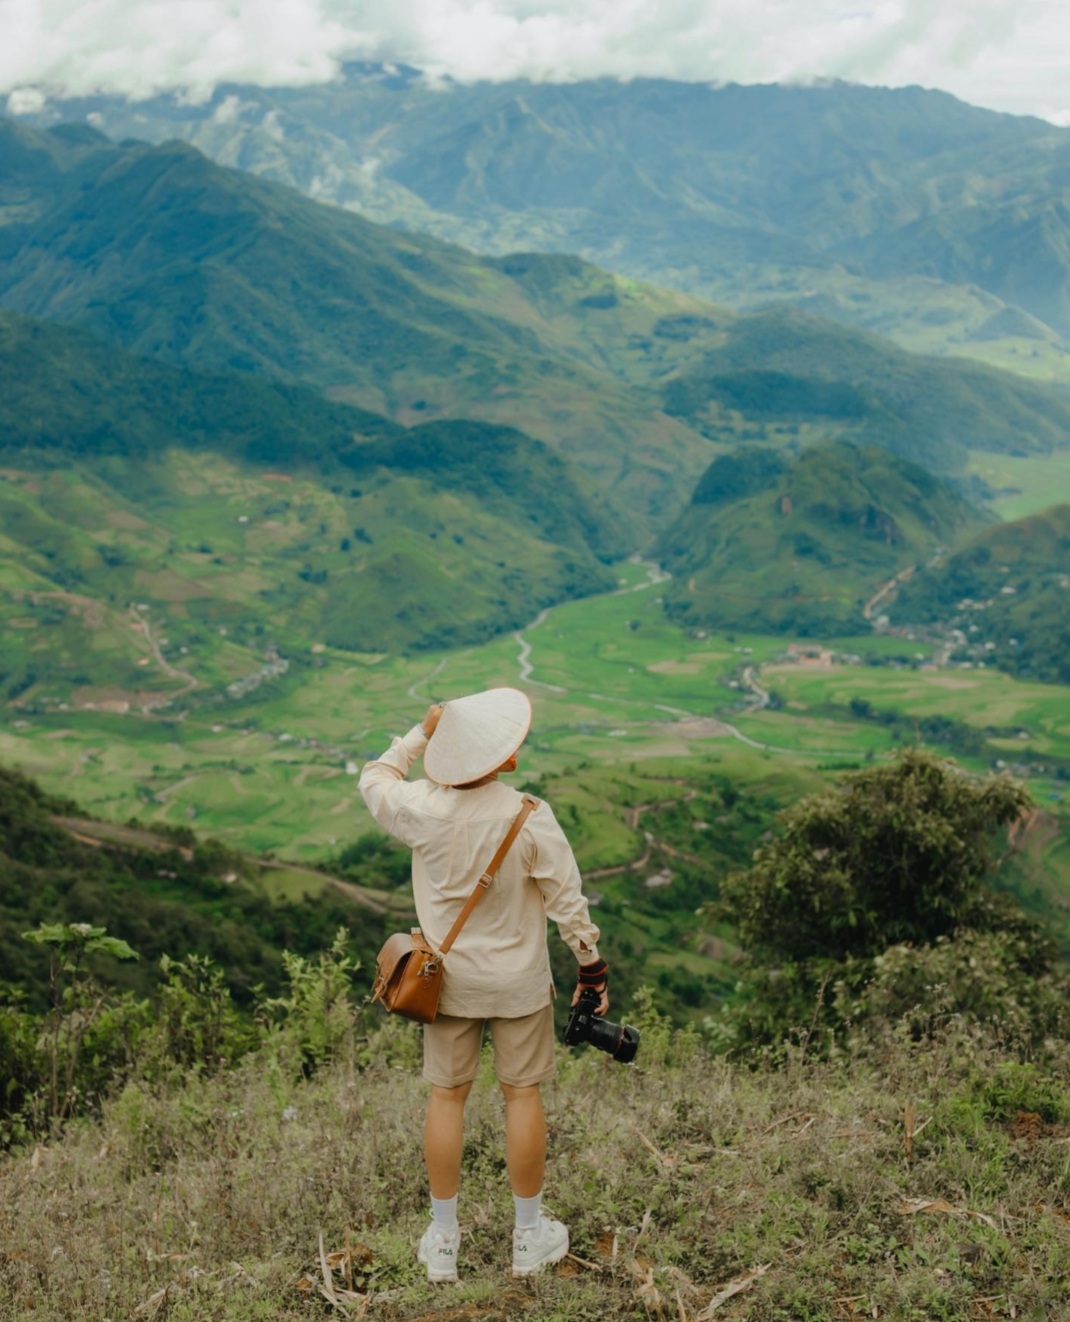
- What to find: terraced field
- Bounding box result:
[5,558,1069,870]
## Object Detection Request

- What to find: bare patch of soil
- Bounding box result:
[1006,1110,1070,1143]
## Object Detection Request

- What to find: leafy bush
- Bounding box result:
[152,952,258,1074]
[260,928,363,1073]
[709,750,1048,1052]
[718,749,1029,964]
[835,930,1070,1045]
[20,921,141,1125]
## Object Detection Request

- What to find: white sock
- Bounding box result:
[431,1194,458,1232]
[514,1191,542,1231]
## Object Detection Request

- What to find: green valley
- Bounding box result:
[4,558,1069,946]
[2,101,1070,1045]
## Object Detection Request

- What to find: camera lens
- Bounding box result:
[586,1015,640,1063]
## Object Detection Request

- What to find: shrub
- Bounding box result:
[708,751,1048,1052]
[718,749,1030,965]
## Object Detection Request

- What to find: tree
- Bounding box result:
[719,749,1029,965]
[708,751,1053,1052]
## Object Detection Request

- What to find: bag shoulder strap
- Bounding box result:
[437,793,539,959]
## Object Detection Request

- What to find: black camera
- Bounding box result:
[562,988,639,1063]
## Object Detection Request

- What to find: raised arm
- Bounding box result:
[358,705,442,834]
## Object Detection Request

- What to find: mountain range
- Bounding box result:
[2,107,1070,683]
[18,68,1070,359]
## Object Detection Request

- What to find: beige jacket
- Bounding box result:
[359,724,600,1018]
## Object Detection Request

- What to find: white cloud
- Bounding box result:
[7,86,46,114]
[0,0,1067,122]
[212,94,249,124]
[261,108,285,140]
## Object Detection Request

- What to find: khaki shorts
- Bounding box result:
[423,1004,556,1088]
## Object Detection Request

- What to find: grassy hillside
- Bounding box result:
[23,71,1070,364]
[5,749,1069,1316]
[6,972,1070,1319]
[888,504,1070,684]
[0,121,722,528]
[0,308,400,462]
[0,765,398,1012]
[0,310,627,668]
[0,448,617,678]
[661,308,1070,474]
[657,442,989,635]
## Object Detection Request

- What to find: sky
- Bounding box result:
[2,0,1068,125]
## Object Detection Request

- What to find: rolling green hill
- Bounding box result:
[888,504,1070,684]
[657,441,989,635]
[0,120,722,529]
[661,308,1070,473]
[0,310,623,687]
[22,70,1070,362]
[0,764,395,1012]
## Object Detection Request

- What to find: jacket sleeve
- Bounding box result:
[358,724,428,843]
[527,802,601,966]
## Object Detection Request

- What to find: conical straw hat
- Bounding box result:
[424,687,532,787]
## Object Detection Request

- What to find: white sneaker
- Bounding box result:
[512,1214,569,1276]
[418,1222,461,1282]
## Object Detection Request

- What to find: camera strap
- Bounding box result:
[436,793,540,959]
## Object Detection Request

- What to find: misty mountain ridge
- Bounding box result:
[16,67,1070,357]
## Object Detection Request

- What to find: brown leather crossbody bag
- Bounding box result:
[370,794,539,1023]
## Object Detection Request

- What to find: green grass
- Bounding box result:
[6,1007,1070,1321]
[760,663,1070,751]
[967,452,1070,521]
[9,560,1070,886]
